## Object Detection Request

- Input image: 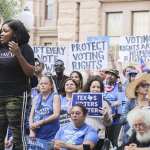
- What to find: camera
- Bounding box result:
[128,70,138,77]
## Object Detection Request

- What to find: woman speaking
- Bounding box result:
[0,19,34,149]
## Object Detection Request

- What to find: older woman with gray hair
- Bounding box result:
[124,108,150,149]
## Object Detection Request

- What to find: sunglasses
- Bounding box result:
[128,73,137,77]
[140,83,150,88]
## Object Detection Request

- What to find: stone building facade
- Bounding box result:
[32,0,150,45]
[32,0,58,45]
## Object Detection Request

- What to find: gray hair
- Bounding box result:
[127,108,150,128]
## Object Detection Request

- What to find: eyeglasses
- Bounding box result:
[54,64,64,68]
[140,83,150,88]
[133,123,146,129]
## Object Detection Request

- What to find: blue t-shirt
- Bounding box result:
[55,122,98,150]
[33,92,59,140]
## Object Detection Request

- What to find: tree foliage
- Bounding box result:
[0,0,20,21]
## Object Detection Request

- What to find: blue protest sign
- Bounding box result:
[60,110,71,127]
[72,93,103,117]
[87,36,109,42]
[27,137,51,150]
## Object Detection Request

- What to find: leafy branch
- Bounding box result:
[0,0,20,20]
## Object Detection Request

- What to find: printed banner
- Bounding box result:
[32,38,109,74]
[33,45,69,74]
[27,137,51,150]
[72,93,103,117]
[59,112,71,127]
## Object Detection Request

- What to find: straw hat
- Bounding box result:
[126,73,150,99]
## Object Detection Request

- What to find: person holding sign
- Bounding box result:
[60,78,79,126]
[104,69,124,147]
[82,76,112,150]
[54,104,98,150]
[121,66,139,112]
[29,75,60,150]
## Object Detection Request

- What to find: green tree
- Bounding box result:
[0,0,20,20]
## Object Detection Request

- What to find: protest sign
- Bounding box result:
[32,38,109,74]
[27,137,51,150]
[59,110,71,127]
[72,93,103,117]
[33,45,68,74]
[87,36,109,43]
[70,39,109,71]
[119,35,150,64]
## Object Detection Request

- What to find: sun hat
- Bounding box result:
[126,73,150,99]
[105,69,119,78]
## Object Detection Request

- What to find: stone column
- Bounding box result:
[58,0,101,44]
[80,0,102,41]
[58,0,78,44]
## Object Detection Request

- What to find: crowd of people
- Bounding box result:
[0,19,150,150]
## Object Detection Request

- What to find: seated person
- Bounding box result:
[82,76,112,150]
[54,104,98,150]
[29,75,60,150]
[124,108,150,150]
[60,78,79,127]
